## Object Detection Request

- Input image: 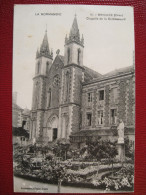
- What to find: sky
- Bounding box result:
[13,5,135,109]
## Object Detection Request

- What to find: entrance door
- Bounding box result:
[53,128,58,141]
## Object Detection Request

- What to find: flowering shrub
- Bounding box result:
[92,175,134,191]
[92,164,134,191]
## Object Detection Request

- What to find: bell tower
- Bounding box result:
[58,15,84,139]
[30,30,53,143]
[64,14,84,66]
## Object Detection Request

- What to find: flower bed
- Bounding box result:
[92,164,134,191]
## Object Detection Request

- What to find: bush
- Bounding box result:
[92,164,134,191]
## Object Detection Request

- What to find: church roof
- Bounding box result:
[83,66,102,83]
[58,55,64,63]
[104,65,134,77]
[83,65,135,85]
[52,54,134,84]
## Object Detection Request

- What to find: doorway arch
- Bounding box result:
[46,114,59,141]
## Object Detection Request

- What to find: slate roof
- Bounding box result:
[52,54,134,84]
[58,55,64,63]
[104,65,134,77]
[83,66,102,83]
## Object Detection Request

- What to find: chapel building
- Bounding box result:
[30,15,135,146]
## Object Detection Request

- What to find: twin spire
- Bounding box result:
[36,29,53,59]
[36,15,84,58]
[65,14,84,46]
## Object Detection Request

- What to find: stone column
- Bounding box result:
[117,120,125,162]
[117,138,125,162]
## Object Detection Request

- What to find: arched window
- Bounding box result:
[47,88,51,107]
[67,48,70,64]
[78,48,81,64]
[34,82,39,109]
[65,71,70,102]
[37,61,41,74]
[46,61,49,74]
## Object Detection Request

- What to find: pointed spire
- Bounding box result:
[65,15,84,47]
[39,30,53,59]
[81,34,84,45]
[69,14,80,39]
[36,48,40,59]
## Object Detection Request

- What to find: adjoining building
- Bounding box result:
[12,92,23,128]
[12,127,29,146]
[30,15,135,147]
[12,93,31,146]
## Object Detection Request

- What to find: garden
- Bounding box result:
[13,136,134,192]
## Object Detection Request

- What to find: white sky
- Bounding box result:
[13,5,134,109]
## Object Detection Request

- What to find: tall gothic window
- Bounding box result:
[78,48,81,64]
[47,88,51,107]
[37,61,41,74]
[34,82,39,109]
[67,48,70,64]
[46,61,49,74]
[65,71,70,102]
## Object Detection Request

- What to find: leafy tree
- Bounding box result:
[124,136,134,162]
[51,139,70,160]
[50,161,67,193]
[85,137,118,175]
[57,138,70,160]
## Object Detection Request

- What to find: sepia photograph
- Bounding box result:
[12,4,135,193]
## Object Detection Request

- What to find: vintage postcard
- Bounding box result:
[13,4,135,193]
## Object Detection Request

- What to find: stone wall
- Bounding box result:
[104,85,110,127]
[71,105,81,133]
[72,67,82,105]
[81,73,135,130]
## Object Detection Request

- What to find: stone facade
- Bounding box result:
[30,16,135,145]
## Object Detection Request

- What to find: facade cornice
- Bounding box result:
[33,75,48,80]
[60,102,81,107]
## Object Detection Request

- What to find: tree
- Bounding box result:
[57,138,70,160]
[124,136,134,162]
[52,138,70,160]
[51,161,67,193]
[103,140,118,176]
[86,137,118,175]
